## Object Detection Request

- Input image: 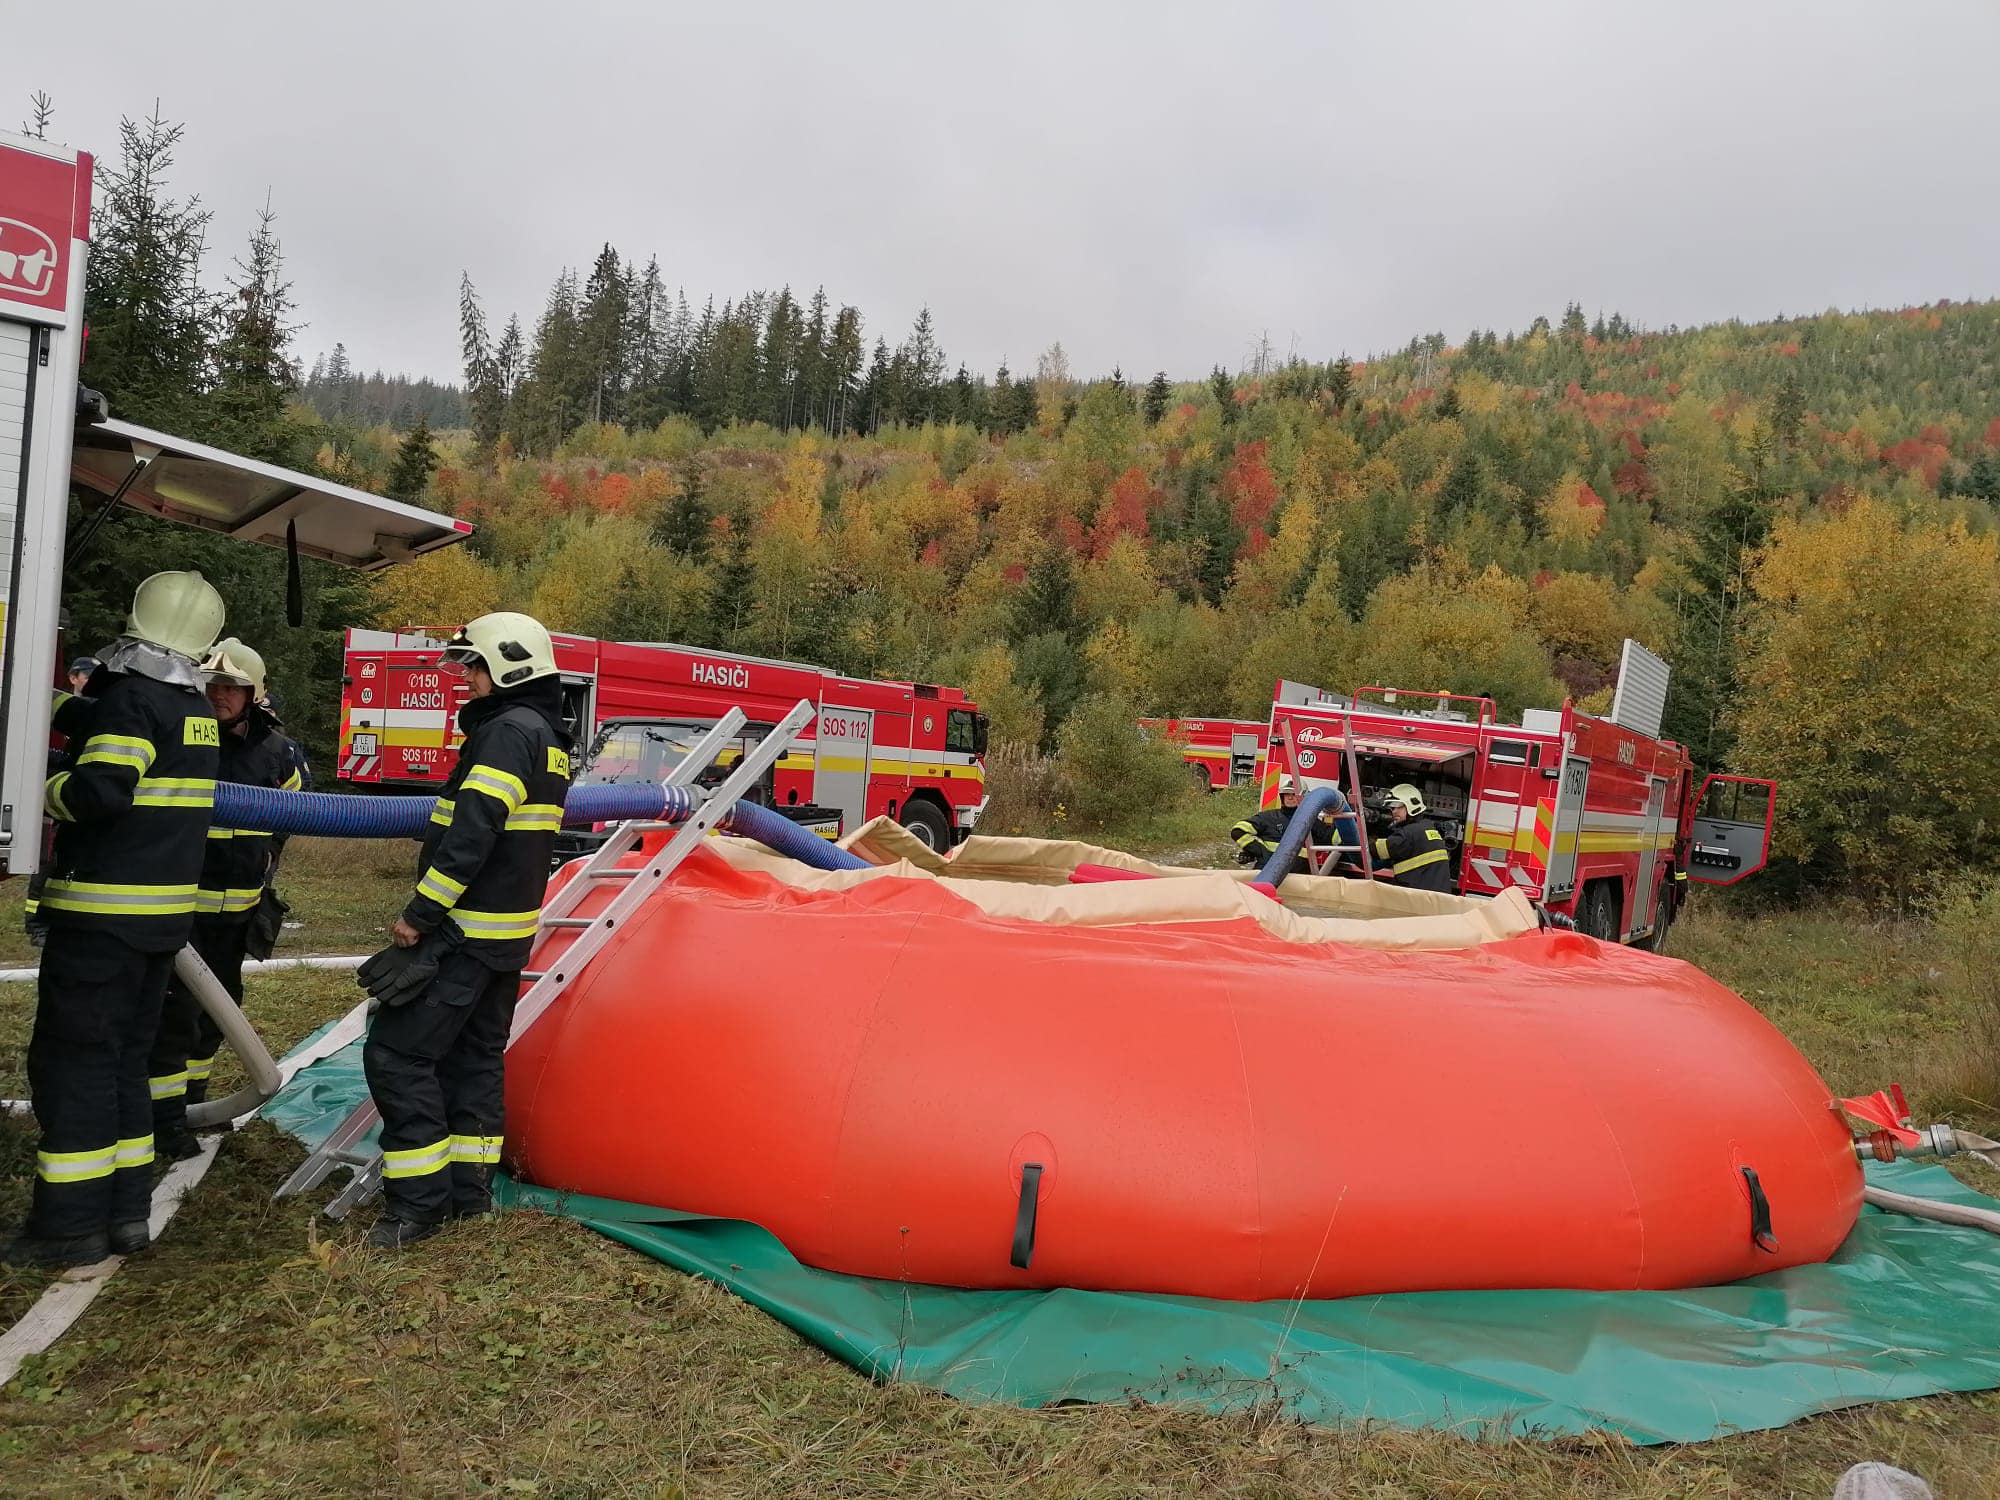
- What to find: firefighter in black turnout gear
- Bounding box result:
[147,639,300,1160]
[1372,782,1456,894]
[1231,775,1332,876]
[6,572,226,1268]
[363,611,572,1249]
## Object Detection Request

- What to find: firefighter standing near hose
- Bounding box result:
[361,611,571,1249]
[1371,783,1456,893]
[146,639,299,1161]
[1230,775,1334,875]
[5,572,225,1268]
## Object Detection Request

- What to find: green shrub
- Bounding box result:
[1053,692,1195,831]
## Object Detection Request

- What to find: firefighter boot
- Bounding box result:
[368,1215,443,1251]
[109,1220,151,1255]
[4,1229,111,1269]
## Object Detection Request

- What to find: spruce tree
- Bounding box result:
[459,272,504,447]
[1209,365,1236,425]
[81,107,215,430]
[577,245,631,426]
[385,417,440,502]
[1327,354,1354,413]
[1771,371,1806,448]
[1143,370,1172,425]
[210,201,301,460]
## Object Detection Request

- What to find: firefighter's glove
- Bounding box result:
[357,928,456,1008]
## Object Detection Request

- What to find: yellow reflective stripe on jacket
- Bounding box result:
[51,689,74,718]
[1391,848,1449,877]
[77,733,156,773]
[1374,837,1390,859]
[133,775,217,808]
[45,770,75,821]
[430,797,456,827]
[461,764,527,812]
[416,866,467,908]
[382,1139,451,1180]
[41,880,200,916]
[452,908,542,941]
[207,826,234,840]
[449,1133,503,1164]
[281,768,304,791]
[1230,820,1277,852]
[116,1134,156,1169]
[197,886,266,914]
[37,1144,117,1183]
[150,1069,190,1100]
[504,803,562,833]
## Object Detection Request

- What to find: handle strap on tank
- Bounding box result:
[1010,1162,1044,1269]
[1741,1165,1780,1253]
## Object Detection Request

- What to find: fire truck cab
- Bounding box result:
[1256,641,1776,946]
[0,129,470,875]
[340,630,989,850]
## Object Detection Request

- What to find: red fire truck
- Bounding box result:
[1253,642,1775,947]
[1139,717,1270,791]
[338,629,989,849]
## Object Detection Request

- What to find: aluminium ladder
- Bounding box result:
[276,699,818,1219]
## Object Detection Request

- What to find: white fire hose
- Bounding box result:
[176,945,285,1130]
[1860,1128,2000,1237]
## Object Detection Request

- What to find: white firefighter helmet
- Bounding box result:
[441,611,557,688]
[1387,782,1427,817]
[126,571,225,660]
[203,637,267,698]
[1277,774,1299,796]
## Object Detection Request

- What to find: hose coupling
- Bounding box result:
[1854,1122,1961,1163]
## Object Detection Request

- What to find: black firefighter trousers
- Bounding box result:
[25,929,175,1240]
[148,917,250,1138]
[362,950,517,1225]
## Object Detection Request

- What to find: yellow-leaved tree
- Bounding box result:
[1352,570,1564,717]
[369,545,502,631]
[1730,498,2000,901]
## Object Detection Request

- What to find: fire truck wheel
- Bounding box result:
[1190,764,1214,793]
[1579,881,1621,943]
[899,800,952,851]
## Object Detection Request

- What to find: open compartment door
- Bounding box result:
[69,417,471,569]
[1687,775,1776,886]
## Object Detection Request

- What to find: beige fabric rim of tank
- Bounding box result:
[704,818,1540,952]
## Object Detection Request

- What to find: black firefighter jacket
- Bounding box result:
[401,680,573,970]
[42,670,220,952]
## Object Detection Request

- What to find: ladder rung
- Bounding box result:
[542,916,593,929]
[520,970,548,983]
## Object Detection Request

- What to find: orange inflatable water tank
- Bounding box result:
[504,840,1862,1300]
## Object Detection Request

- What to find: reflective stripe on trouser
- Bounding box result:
[27,931,177,1237]
[152,918,249,1127]
[363,951,519,1223]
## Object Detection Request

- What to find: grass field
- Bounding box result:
[2,814,1999,1496]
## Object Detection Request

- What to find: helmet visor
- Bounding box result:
[437,644,484,678]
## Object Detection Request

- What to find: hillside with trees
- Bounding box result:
[44,101,2000,902]
[373,250,2000,898]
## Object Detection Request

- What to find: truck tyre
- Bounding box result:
[1579,881,1621,943]
[1635,887,1675,953]
[1190,763,1214,793]
[899,799,952,851]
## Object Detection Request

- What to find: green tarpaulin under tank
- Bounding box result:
[264,1038,2000,1444]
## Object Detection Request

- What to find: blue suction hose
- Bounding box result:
[1256,786,1361,887]
[212,781,871,872]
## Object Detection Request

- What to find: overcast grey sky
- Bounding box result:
[8,0,1998,385]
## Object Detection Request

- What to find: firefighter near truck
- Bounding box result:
[1253,641,1776,947]
[338,630,990,850]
